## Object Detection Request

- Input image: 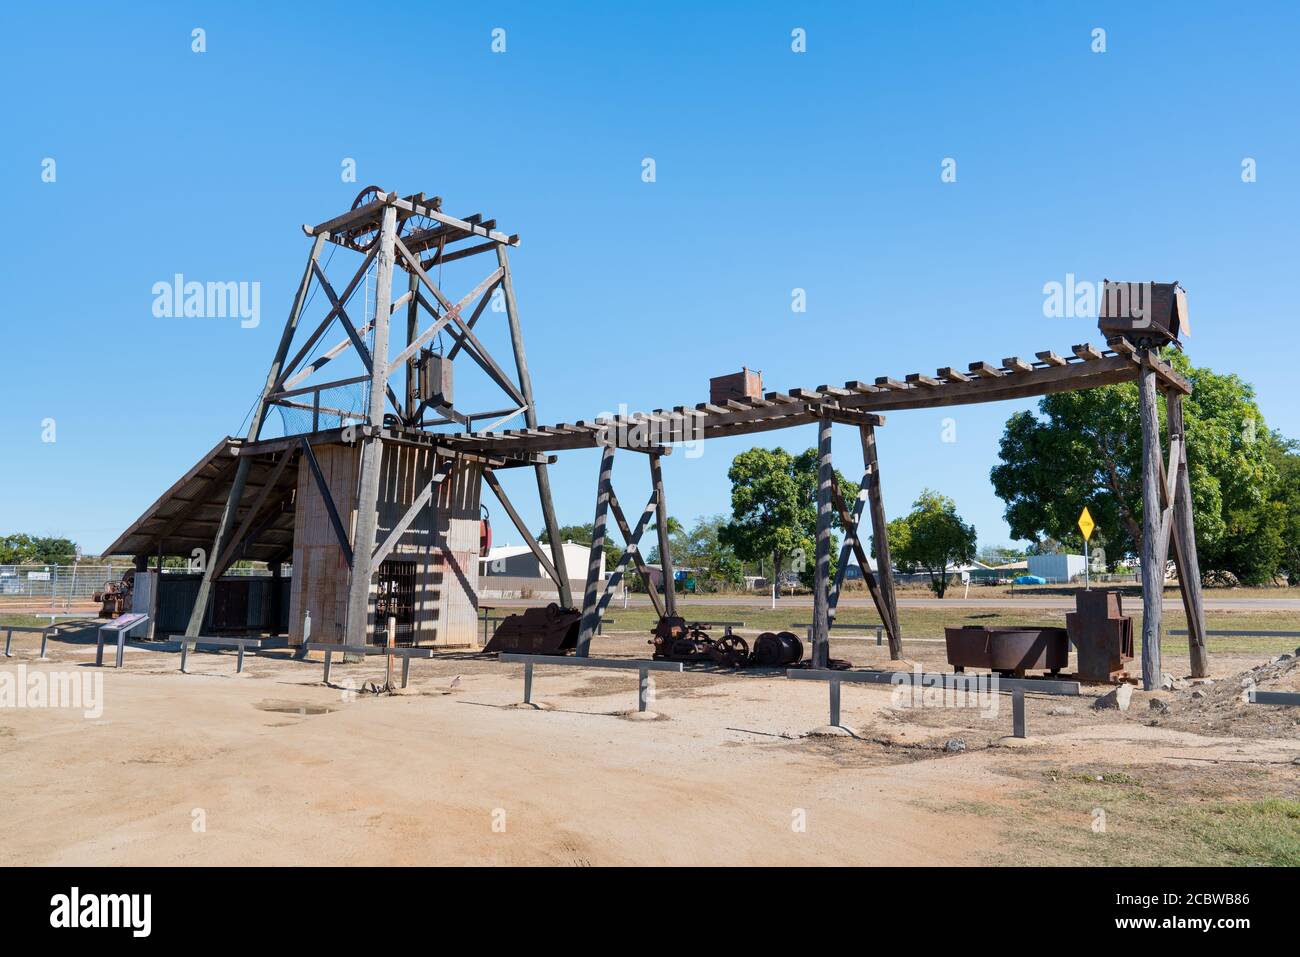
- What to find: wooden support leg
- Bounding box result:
[1137,361,1166,690]
[1166,393,1209,678]
[649,453,677,618]
[342,204,398,654]
[185,457,251,638]
[861,424,903,658]
[811,416,834,669]
[577,445,616,657]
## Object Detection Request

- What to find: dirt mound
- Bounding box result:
[1152,650,1300,739]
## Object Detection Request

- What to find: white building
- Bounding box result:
[1027,553,1087,582]
[479,541,600,600]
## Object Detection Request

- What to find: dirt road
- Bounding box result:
[2,631,1296,866]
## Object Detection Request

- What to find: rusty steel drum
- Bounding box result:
[752,631,804,667]
[944,625,1069,676]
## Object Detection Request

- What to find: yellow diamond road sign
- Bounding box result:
[1078,507,1096,542]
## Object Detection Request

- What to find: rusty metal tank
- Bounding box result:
[944,625,1069,676]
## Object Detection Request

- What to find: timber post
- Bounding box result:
[1137,355,1165,689]
[861,423,902,658]
[576,444,616,657]
[811,415,833,668]
[649,452,677,618]
[342,202,398,652]
[1166,391,1209,678]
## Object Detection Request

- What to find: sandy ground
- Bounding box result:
[1,628,1297,866]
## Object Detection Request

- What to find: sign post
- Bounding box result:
[1078,506,1096,589]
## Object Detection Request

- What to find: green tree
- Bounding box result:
[537,523,621,572]
[1267,435,1300,584]
[0,534,79,564]
[886,490,976,598]
[682,514,743,590]
[719,447,857,595]
[990,351,1277,581]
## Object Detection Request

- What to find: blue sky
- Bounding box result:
[2,1,1297,556]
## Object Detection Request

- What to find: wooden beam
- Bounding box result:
[861,423,902,658]
[1165,392,1209,678]
[1137,359,1165,689]
[576,445,616,657]
[811,415,833,669]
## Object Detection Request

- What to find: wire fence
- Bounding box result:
[0,564,272,608]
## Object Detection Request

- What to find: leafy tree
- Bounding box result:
[720,447,857,595]
[886,490,977,598]
[990,350,1277,580]
[0,534,79,565]
[1267,435,1300,584]
[681,514,744,590]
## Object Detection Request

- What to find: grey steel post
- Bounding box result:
[40,629,50,658]
[180,639,190,674]
[95,627,106,667]
[496,244,572,606]
[829,677,842,727]
[3,628,10,657]
[639,668,650,712]
[523,661,534,704]
[323,648,333,685]
[1012,686,1026,738]
[115,631,126,669]
[236,644,246,674]
[401,655,411,689]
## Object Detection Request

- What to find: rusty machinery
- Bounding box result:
[485,603,581,655]
[1065,589,1134,683]
[945,625,1069,678]
[649,616,751,667]
[649,617,808,668]
[93,568,135,618]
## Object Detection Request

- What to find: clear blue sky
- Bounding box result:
[2,1,1297,557]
